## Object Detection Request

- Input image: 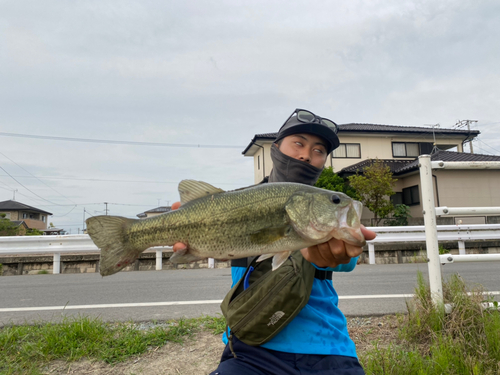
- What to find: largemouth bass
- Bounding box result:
[86,180,365,277]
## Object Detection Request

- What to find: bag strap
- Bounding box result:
[232,257,332,280]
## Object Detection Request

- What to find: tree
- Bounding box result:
[0,213,21,236]
[348,160,397,226]
[26,228,44,236]
[315,167,357,198]
[385,204,412,226]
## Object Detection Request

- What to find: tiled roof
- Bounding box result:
[339,151,500,176]
[137,206,171,218]
[339,159,413,175]
[0,200,53,215]
[339,123,480,135]
[144,206,171,214]
[396,150,500,174]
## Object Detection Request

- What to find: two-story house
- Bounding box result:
[0,200,52,230]
[243,124,500,225]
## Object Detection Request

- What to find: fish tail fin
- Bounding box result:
[86,216,144,276]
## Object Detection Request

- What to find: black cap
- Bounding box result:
[275,113,340,154]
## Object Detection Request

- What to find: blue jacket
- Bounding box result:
[223,257,359,357]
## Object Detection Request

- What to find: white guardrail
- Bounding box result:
[366,224,500,265]
[1,222,500,274]
[0,235,173,274]
[419,156,500,305]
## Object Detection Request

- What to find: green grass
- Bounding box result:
[0,314,226,375]
[360,272,500,374]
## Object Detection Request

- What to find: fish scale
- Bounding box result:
[86,181,365,276]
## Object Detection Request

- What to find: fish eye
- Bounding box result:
[331,195,341,204]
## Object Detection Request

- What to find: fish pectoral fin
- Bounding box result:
[256,250,291,270]
[249,225,292,245]
[272,251,292,271]
[169,248,204,264]
[178,180,225,204]
[256,253,274,262]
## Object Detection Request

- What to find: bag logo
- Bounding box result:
[267,311,285,326]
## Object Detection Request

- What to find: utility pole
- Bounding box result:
[13,189,17,200]
[104,202,109,215]
[455,120,478,154]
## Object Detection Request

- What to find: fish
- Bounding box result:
[86,180,366,277]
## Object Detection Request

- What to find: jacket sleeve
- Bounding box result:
[312,256,358,273]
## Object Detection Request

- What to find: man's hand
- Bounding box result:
[300,226,376,269]
[171,202,187,252]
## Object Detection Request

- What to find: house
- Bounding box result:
[40,227,66,235]
[243,123,479,184]
[338,150,500,225]
[0,200,52,230]
[137,206,172,219]
[243,123,500,225]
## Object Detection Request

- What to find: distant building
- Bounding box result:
[137,206,172,219]
[8,220,29,235]
[40,228,66,235]
[0,200,52,230]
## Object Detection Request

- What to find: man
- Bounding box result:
[172,109,376,374]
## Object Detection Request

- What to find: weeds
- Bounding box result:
[0,315,218,374]
[360,272,500,374]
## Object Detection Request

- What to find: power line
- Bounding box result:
[0,175,244,185]
[0,151,77,205]
[0,164,65,206]
[0,132,245,149]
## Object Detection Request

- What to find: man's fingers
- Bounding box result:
[171,201,181,210]
[173,242,187,252]
[361,225,377,241]
[345,243,364,258]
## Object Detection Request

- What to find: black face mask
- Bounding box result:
[268,144,323,186]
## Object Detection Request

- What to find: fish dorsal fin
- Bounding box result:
[178,180,225,204]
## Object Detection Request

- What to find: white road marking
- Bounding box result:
[1,292,498,313]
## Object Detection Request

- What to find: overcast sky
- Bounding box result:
[1,0,499,232]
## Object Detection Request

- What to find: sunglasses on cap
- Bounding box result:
[282,108,338,134]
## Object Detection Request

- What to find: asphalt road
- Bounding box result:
[1,262,499,326]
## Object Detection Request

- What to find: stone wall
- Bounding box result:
[0,252,231,276]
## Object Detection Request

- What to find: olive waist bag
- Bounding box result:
[220,251,316,355]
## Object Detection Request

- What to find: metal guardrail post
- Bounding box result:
[458,240,466,255]
[368,243,375,265]
[53,253,61,274]
[156,249,163,270]
[419,155,444,306]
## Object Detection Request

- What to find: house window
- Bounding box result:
[392,142,433,157]
[258,155,260,170]
[332,143,361,158]
[402,185,420,206]
[42,216,46,222]
[391,192,403,206]
[23,213,28,219]
[3,212,11,219]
